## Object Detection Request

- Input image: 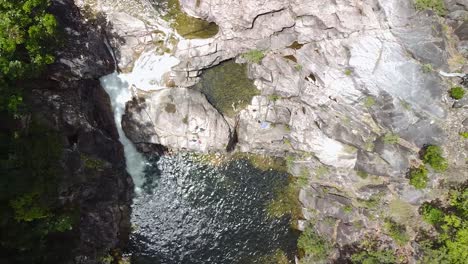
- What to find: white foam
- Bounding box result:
[99,51,179,190]
[120,51,180,92]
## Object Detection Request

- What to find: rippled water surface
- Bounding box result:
[129,154,298,264]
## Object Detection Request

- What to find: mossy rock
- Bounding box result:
[164,0,219,39]
[194,60,259,117]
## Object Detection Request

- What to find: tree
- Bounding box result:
[0,0,57,114]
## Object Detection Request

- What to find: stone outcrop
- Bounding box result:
[122,88,231,153]
[26,0,133,263]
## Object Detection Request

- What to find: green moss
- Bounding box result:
[345,69,353,76]
[182,115,189,124]
[297,167,310,187]
[422,145,448,172]
[383,133,399,144]
[314,165,330,180]
[449,86,465,100]
[351,249,396,264]
[408,165,428,189]
[257,249,289,264]
[297,226,332,261]
[295,64,303,71]
[343,205,353,213]
[268,94,281,102]
[364,96,376,108]
[194,60,259,117]
[460,132,468,139]
[242,49,265,64]
[81,154,105,170]
[163,0,219,39]
[422,63,433,73]
[286,155,295,170]
[100,254,114,264]
[9,192,50,222]
[232,153,288,172]
[359,193,383,209]
[356,170,369,179]
[415,0,447,16]
[266,176,302,221]
[384,219,409,246]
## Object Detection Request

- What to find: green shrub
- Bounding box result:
[460,132,468,139]
[351,249,396,264]
[422,145,448,172]
[414,0,447,16]
[242,49,265,64]
[449,86,465,100]
[345,69,353,76]
[408,165,428,189]
[384,219,409,245]
[419,186,468,263]
[298,226,332,261]
[421,203,444,225]
[0,0,58,115]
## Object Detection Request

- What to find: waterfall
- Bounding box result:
[100,51,180,190]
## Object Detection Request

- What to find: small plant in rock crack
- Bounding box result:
[449,86,465,100]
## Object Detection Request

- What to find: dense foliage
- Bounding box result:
[419,185,468,263]
[0,0,57,114]
[409,165,429,189]
[449,86,465,100]
[422,145,448,172]
[384,219,409,246]
[0,1,72,262]
[351,249,396,264]
[297,226,332,262]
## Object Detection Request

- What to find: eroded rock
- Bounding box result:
[122,88,231,153]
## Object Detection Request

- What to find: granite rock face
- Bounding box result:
[28,1,133,263]
[122,88,231,153]
[77,0,468,261]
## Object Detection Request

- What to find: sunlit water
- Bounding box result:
[129,154,298,264]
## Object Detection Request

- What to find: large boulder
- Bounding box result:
[122,88,231,153]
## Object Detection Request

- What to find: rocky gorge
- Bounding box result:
[1,0,467,263]
[79,0,467,263]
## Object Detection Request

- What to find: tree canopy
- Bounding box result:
[0,0,57,114]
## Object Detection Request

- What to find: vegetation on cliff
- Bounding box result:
[0,1,74,262]
[418,185,468,263]
[0,0,57,115]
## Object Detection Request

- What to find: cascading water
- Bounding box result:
[99,51,180,189]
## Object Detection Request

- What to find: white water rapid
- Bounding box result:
[100,51,180,190]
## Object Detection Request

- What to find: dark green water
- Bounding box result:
[128,154,298,264]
